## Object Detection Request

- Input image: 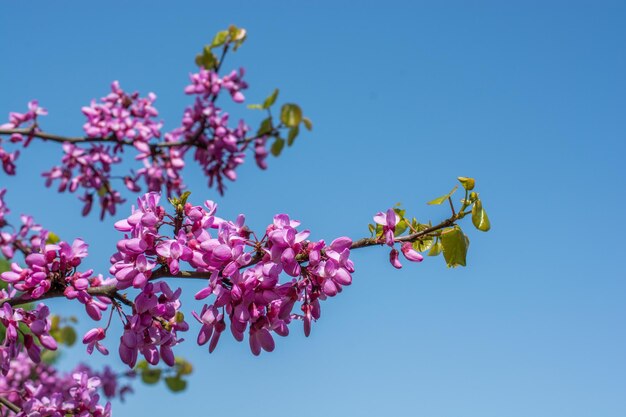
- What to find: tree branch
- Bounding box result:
[1,216,458,308]
[0,395,20,414]
[0,128,260,151]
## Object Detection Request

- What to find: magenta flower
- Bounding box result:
[83,328,109,356]
[401,242,424,262]
[373,208,399,246]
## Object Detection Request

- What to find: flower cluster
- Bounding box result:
[42,143,125,219]
[0,100,47,175]
[109,192,356,358]
[373,208,424,269]
[110,192,163,290]
[129,129,186,198]
[82,81,162,152]
[1,236,112,320]
[0,303,57,375]
[1,352,123,417]
[181,68,251,195]
[0,52,291,220]
[118,282,188,368]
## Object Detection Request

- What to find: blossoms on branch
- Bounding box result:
[374,208,424,268]
[0,51,293,220]
[0,352,130,417]
[118,282,188,368]
[0,303,57,375]
[0,100,48,175]
[42,142,125,219]
[82,81,162,151]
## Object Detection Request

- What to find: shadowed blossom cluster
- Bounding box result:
[0,101,47,175]
[0,352,132,417]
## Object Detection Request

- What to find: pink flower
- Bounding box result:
[83,328,109,355]
[374,208,399,246]
[401,242,424,262]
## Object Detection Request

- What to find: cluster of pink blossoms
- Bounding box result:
[374,208,424,268]
[179,67,259,194]
[81,80,162,151]
[117,281,188,368]
[0,352,131,417]
[108,192,356,359]
[0,187,428,378]
[0,189,49,260]
[1,238,112,321]
[0,303,56,375]
[0,51,282,220]
[0,100,47,175]
[42,143,125,219]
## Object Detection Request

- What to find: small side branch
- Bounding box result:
[0,395,20,414]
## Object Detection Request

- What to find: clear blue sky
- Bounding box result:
[1,2,625,416]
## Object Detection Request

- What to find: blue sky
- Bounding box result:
[1,1,625,416]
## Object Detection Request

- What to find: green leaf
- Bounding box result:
[247,104,263,110]
[135,360,149,370]
[457,177,475,191]
[46,232,60,244]
[211,30,229,48]
[228,25,247,51]
[287,126,299,146]
[263,89,279,109]
[280,104,302,127]
[394,219,408,236]
[410,222,433,252]
[427,186,458,205]
[165,376,187,392]
[302,117,313,131]
[440,226,468,267]
[61,326,77,346]
[368,224,375,237]
[141,368,161,385]
[41,349,60,365]
[257,117,273,136]
[0,258,10,273]
[195,48,218,70]
[471,199,491,232]
[428,238,442,256]
[175,358,193,376]
[270,138,285,156]
[413,237,433,253]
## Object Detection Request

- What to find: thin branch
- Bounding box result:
[0,128,262,151]
[350,216,456,249]
[0,395,20,414]
[1,216,458,308]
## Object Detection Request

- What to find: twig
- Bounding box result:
[0,395,20,414]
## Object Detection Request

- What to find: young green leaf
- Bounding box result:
[61,326,77,346]
[270,138,285,156]
[440,226,468,267]
[141,369,161,385]
[471,199,491,231]
[302,117,313,131]
[257,117,273,136]
[280,104,302,127]
[287,126,299,146]
[211,30,229,48]
[428,238,442,256]
[427,186,458,205]
[165,376,187,392]
[457,177,475,190]
[263,89,279,109]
